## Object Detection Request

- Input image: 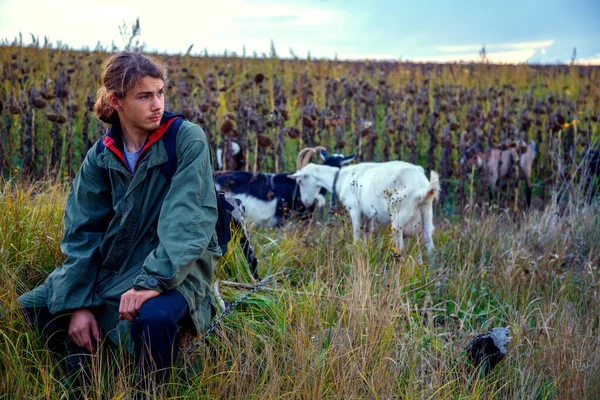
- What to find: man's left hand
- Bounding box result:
[119,289,160,322]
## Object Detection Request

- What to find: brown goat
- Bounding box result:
[475,140,536,207]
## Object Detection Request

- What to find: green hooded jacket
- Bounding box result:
[18,114,221,350]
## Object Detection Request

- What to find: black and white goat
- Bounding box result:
[216,140,245,171]
[215,147,356,227]
[289,161,440,255]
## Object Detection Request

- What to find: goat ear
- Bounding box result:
[341,154,357,166]
[319,149,328,160]
[288,172,301,179]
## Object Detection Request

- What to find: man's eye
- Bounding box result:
[140,95,148,100]
[158,91,164,97]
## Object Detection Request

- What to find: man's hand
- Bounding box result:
[69,309,100,353]
[119,289,160,322]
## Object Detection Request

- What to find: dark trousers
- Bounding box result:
[130,290,188,384]
[23,290,189,386]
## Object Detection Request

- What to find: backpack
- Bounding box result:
[97,116,259,279]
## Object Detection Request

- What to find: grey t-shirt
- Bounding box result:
[124,141,143,173]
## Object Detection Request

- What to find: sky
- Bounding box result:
[1,0,599,64]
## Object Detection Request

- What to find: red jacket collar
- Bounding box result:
[103,114,183,174]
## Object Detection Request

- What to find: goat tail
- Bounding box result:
[426,170,441,202]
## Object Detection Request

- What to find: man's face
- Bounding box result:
[119,76,165,133]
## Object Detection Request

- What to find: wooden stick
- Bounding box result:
[212,280,226,312]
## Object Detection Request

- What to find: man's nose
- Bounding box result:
[151,95,162,110]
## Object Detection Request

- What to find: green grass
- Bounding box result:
[1,177,599,399]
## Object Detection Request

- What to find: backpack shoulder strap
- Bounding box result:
[95,137,106,156]
[160,117,185,182]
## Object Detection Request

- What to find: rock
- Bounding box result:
[464,327,511,374]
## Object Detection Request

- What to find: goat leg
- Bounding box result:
[525,184,532,209]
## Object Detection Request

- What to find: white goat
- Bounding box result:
[290,162,440,255]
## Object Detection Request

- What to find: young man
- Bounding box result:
[18,52,221,387]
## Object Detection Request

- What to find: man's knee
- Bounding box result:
[134,310,176,332]
[134,291,187,331]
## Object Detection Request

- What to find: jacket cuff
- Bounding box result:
[132,274,164,293]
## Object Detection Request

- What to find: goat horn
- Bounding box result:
[297,148,313,170]
[297,146,328,169]
[302,148,317,169]
[313,146,327,161]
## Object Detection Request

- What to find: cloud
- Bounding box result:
[411,49,537,64]
[505,40,555,50]
[0,0,350,56]
[437,40,555,52]
[415,39,555,64]
[237,15,299,24]
[333,52,402,61]
[578,53,600,65]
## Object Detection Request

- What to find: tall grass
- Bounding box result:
[1,175,598,399]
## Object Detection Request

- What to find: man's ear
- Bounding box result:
[108,93,123,111]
